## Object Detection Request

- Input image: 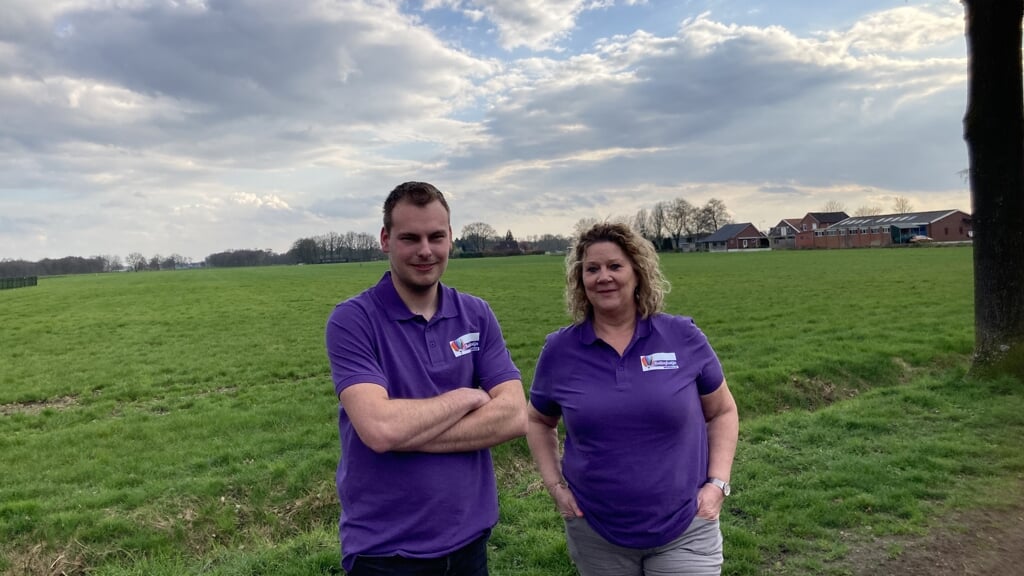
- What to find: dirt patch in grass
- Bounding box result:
[3,542,89,576]
[844,490,1024,576]
[275,481,338,527]
[781,376,861,412]
[0,395,77,416]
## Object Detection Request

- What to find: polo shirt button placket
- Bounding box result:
[616,362,627,389]
[425,326,440,363]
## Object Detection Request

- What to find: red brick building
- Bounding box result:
[795,210,972,249]
[799,212,849,233]
[697,223,769,252]
[767,218,802,249]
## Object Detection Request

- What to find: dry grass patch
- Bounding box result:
[0,396,78,417]
[4,541,90,576]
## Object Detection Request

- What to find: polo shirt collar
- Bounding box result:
[373,271,456,322]
[579,313,652,345]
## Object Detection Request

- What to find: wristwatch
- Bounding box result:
[707,477,731,497]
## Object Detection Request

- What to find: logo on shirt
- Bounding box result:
[449,332,481,357]
[640,352,678,372]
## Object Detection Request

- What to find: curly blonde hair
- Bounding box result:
[565,221,669,324]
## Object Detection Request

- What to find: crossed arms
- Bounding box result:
[340,379,527,453]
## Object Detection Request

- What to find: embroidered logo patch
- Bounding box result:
[449,332,481,357]
[640,352,678,372]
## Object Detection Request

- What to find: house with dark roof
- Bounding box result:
[800,212,849,233]
[767,218,802,249]
[697,223,769,252]
[795,210,972,249]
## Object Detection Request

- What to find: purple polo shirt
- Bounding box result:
[530,314,724,549]
[325,272,520,572]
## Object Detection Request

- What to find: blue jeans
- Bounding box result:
[346,530,490,576]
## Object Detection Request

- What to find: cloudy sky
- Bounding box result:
[1,0,971,261]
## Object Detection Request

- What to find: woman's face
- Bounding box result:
[582,241,638,318]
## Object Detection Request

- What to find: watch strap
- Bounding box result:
[707,477,730,496]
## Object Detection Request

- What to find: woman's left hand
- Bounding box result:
[695,482,725,520]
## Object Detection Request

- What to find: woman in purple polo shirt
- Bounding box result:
[527,222,739,576]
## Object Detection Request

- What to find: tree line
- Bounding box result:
[0,256,116,278]
[568,197,734,251]
[459,197,735,256]
[0,196,735,277]
[288,232,381,264]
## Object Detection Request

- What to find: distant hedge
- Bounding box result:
[0,276,37,290]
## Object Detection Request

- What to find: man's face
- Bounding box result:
[381,200,452,294]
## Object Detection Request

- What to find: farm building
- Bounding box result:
[767,218,802,249]
[670,233,710,252]
[799,211,849,232]
[795,210,972,249]
[698,223,769,252]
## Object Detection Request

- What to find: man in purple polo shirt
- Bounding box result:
[325,181,527,576]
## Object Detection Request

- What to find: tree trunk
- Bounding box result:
[963,0,1024,378]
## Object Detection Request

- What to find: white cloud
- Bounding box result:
[820,3,963,55]
[460,0,645,51]
[429,0,588,51]
[0,1,972,260]
[231,192,292,211]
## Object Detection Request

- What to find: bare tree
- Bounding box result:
[327,232,343,260]
[572,217,599,238]
[664,197,695,249]
[632,208,651,240]
[696,198,732,234]
[354,232,379,261]
[98,254,122,272]
[166,253,190,269]
[161,255,177,270]
[460,222,496,253]
[126,252,147,272]
[649,202,667,246]
[822,200,847,212]
[892,195,914,214]
[854,205,884,217]
[963,0,1024,377]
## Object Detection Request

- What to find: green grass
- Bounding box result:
[1,246,1020,575]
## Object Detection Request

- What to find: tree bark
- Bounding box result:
[963,0,1024,377]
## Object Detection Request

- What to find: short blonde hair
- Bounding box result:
[565,221,669,324]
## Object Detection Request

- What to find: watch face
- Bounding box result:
[722,483,731,497]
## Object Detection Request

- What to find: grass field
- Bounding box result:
[2,246,1022,575]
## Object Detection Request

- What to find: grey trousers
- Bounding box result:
[564,516,723,576]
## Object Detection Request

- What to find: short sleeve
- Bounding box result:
[325,301,387,397]
[686,318,725,396]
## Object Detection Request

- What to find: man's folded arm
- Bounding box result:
[416,379,528,453]
[339,383,492,453]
